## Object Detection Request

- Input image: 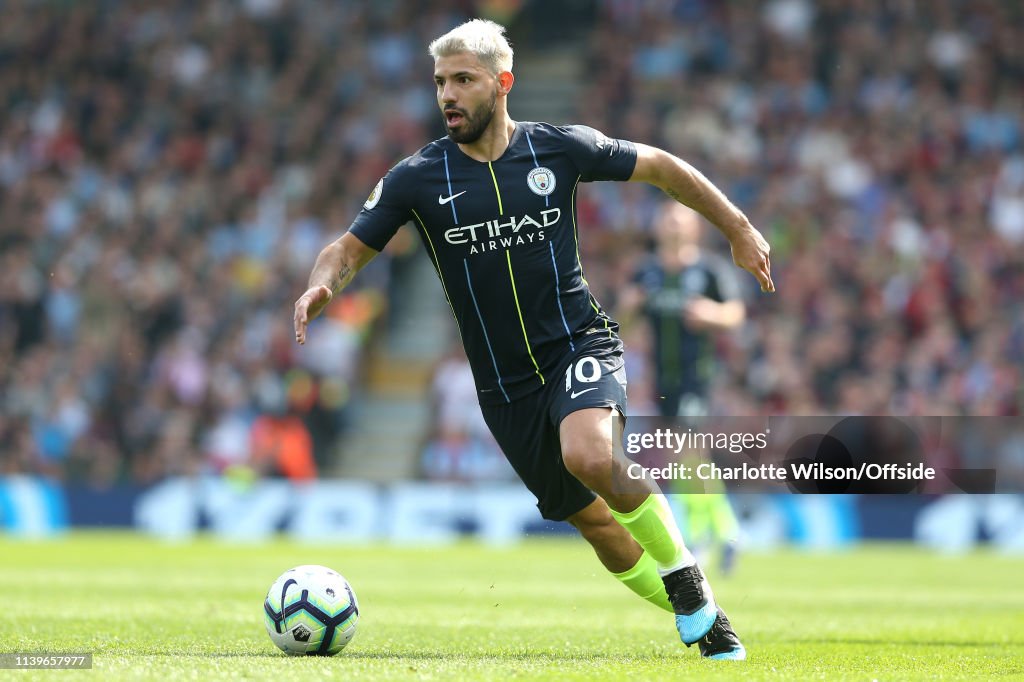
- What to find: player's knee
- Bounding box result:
[561,445,612,487]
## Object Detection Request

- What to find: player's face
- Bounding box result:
[434,53,499,144]
[658,207,702,249]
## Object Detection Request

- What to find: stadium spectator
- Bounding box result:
[0,1,415,481]
[2,0,1023,486]
[249,400,318,482]
[579,0,1024,419]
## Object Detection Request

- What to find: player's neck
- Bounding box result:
[456,114,516,162]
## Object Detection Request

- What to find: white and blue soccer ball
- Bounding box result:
[263,564,359,656]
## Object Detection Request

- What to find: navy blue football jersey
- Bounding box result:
[349,122,637,404]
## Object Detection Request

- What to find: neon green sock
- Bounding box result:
[709,493,739,541]
[610,494,693,573]
[680,494,706,545]
[611,551,673,613]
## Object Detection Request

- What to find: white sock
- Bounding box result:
[656,546,697,577]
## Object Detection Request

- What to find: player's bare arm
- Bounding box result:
[293,232,378,345]
[630,143,775,293]
[683,297,745,332]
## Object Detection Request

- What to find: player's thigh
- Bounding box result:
[558,408,617,475]
[552,356,628,475]
[480,394,595,521]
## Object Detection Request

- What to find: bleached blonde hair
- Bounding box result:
[428,19,513,76]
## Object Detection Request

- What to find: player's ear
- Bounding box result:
[497,70,514,95]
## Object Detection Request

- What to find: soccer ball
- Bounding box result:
[263,564,359,656]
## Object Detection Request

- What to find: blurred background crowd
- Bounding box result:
[1,0,1022,486]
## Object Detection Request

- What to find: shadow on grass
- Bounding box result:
[342,651,676,663]
[115,638,1024,660]
[113,652,286,659]
[142,650,681,662]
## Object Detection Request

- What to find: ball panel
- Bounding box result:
[286,610,327,650]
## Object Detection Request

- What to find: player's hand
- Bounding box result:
[293,285,333,345]
[729,226,775,293]
[682,296,720,330]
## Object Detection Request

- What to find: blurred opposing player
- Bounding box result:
[294,19,773,660]
[621,203,745,574]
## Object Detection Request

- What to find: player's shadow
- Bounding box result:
[190,652,290,658]
[127,651,296,658]
[344,651,676,662]
[170,650,677,661]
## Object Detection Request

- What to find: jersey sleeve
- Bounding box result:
[347,161,414,251]
[558,124,638,182]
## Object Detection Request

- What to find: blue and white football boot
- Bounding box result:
[662,564,746,660]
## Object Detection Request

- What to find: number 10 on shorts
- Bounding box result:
[565,357,602,394]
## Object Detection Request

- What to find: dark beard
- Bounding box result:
[445,92,497,144]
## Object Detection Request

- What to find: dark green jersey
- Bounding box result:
[633,253,742,397]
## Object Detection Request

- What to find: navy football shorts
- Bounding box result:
[480,345,628,521]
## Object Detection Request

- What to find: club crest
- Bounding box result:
[527,167,556,196]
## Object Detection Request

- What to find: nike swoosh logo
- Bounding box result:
[438,191,466,205]
[570,388,599,399]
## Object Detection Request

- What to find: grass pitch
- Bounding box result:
[0,533,1021,680]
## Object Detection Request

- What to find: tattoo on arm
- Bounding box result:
[331,263,353,295]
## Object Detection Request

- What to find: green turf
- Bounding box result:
[0,532,1021,680]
